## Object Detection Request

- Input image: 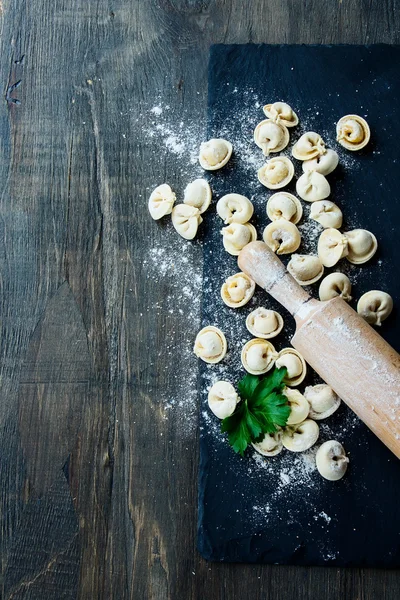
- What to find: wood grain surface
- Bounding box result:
[0,1,399,598]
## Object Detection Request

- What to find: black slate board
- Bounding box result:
[198,44,400,567]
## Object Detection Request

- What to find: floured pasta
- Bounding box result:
[199,138,233,170]
[318,228,348,267]
[245,307,284,339]
[148,183,176,220]
[296,171,330,202]
[241,338,277,375]
[252,431,283,457]
[302,148,339,175]
[263,102,298,127]
[316,440,349,481]
[292,132,326,160]
[253,119,290,155]
[221,222,257,256]
[266,192,303,224]
[304,384,341,420]
[183,179,212,214]
[344,229,378,264]
[357,290,393,326]
[194,326,227,364]
[336,114,370,151]
[284,388,310,425]
[171,204,202,240]
[263,219,301,255]
[287,254,324,286]
[282,420,319,452]
[318,272,352,302]
[217,193,254,224]
[275,348,307,386]
[310,200,343,229]
[221,272,256,308]
[208,381,239,419]
[258,156,294,189]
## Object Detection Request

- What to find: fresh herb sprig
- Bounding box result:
[221,367,290,456]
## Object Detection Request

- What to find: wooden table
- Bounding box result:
[1,1,399,598]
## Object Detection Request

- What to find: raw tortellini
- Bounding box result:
[310,200,343,229]
[292,132,326,161]
[275,348,307,387]
[302,148,339,175]
[207,381,239,419]
[253,119,290,155]
[287,254,324,286]
[246,307,284,339]
[221,272,256,308]
[199,138,233,170]
[318,229,348,267]
[263,219,301,255]
[263,101,299,127]
[344,229,378,264]
[284,388,310,425]
[316,440,349,481]
[336,114,370,151]
[171,204,202,240]
[357,290,393,326]
[319,272,352,302]
[148,183,176,220]
[221,222,257,256]
[266,192,303,224]
[194,326,227,364]
[296,171,330,202]
[217,193,254,224]
[304,384,341,420]
[252,431,283,457]
[241,338,277,375]
[258,156,294,189]
[183,179,212,214]
[282,420,319,452]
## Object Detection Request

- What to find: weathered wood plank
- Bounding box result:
[0,0,399,599]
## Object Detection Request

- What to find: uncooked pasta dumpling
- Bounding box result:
[344,229,378,264]
[318,229,348,267]
[171,204,202,240]
[266,192,303,224]
[216,193,254,224]
[183,179,212,214]
[208,381,239,419]
[275,348,307,387]
[292,132,326,161]
[304,384,341,420]
[263,219,301,255]
[194,326,227,364]
[284,388,310,425]
[319,272,352,302]
[336,115,370,151]
[296,171,330,202]
[258,157,294,189]
[357,290,393,326]
[282,420,319,452]
[310,200,343,229]
[302,149,339,175]
[241,339,277,375]
[253,119,290,155]
[221,272,255,308]
[199,138,233,170]
[148,184,176,220]
[316,440,349,481]
[263,101,299,127]
[287,254,324,286]
[246,307,284,339]
[221,222,257,256]
[252,431,283,457]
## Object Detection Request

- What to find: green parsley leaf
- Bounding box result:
[221,367,291,456]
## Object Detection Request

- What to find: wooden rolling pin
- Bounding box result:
[238,241,400,459]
